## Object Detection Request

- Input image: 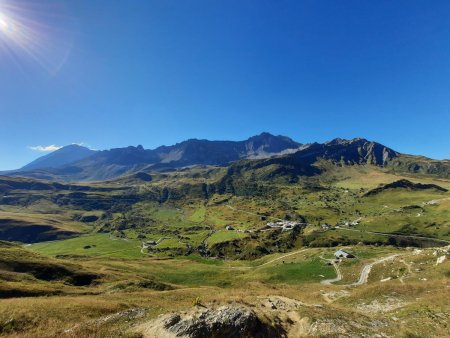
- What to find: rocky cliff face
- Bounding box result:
[307,138,398,165]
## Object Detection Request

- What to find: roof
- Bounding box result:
[335,250,352,256]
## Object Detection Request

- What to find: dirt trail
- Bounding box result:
[257,249,308,268]
[423,197,450,205]
[320,258,342,285]
[399,258,412,284]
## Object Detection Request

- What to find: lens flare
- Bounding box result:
[0,0,74,75]
[0,14,10,31]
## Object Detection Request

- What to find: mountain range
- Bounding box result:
[4,133,450,182]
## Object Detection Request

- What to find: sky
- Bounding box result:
[1,0,450,170]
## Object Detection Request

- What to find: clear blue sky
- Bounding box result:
[1,0,449,169]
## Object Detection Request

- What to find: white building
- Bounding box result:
[334,250,355,259]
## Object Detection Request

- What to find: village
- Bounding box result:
[140,216,363,257]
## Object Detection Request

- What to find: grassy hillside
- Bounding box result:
[0,243,449,337]
[1,160,449,336]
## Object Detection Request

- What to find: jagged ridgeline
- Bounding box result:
[3,134,449,182]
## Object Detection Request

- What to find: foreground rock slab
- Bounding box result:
[136,305,283,338]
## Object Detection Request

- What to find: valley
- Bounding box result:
[0,135,449,337]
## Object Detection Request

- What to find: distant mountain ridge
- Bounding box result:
[5,133,450,182]
[78,132,301,168]
[12,133,301,181]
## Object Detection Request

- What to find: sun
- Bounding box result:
[0,11,18,40]
[0,12,11,34]
[0,8,22,45]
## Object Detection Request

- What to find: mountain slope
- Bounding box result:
[388,154,450,178]
[21,144,96,171]
[220,138,399,183]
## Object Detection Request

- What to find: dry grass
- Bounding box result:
[1,244,449,337]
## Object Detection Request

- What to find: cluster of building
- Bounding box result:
[339,217,361,227]
[224,220,303,233]
[223,215,363,235]
[266,220,304,232]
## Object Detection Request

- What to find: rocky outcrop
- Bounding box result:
[137,305,283,338]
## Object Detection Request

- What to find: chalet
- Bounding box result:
[334,250,355,259]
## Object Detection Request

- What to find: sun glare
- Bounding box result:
[0,14,7,30]
[0,8,26,45]
[0,0,74,75]
[0,12,13,35]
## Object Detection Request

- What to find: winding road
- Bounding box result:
[321,254,399,286]
[349,254,399,286]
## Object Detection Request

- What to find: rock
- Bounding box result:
[436,255,446,265]
[137,305,282,338]
[167,306,265,337]
[163,314,182,328]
